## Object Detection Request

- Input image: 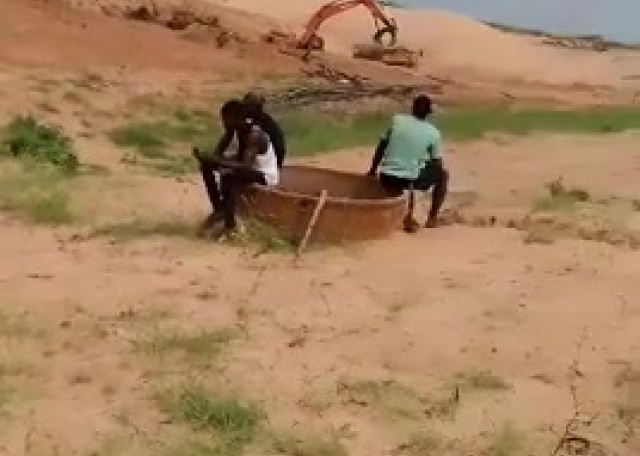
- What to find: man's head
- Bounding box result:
[220,99,246,130]
[411,94,433,120]
[243,92,265,116]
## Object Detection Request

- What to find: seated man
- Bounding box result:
[212,92,287,168]
[194,100,279,238]
[367,94,449,229]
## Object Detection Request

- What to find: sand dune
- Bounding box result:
[209,0,637,86]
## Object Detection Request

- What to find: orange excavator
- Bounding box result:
[297,0,399,51]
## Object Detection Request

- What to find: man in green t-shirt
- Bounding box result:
[368,94,449,229]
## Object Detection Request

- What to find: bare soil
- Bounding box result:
[0,1,639,456]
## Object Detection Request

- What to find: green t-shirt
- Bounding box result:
[380,114,443,180]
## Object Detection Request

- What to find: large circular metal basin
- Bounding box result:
[239,165,408,244]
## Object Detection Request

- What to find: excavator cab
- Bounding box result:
[372,16,398,47]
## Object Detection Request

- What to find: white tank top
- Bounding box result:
[250,125,279,186]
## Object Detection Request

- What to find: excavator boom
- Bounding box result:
[297,0,398,50]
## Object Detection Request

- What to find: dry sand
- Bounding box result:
[0,1,639,456]
[211,0,640,87]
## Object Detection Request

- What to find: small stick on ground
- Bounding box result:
[296,189,328,257]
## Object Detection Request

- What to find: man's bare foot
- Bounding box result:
[198,213,224,237]
[215,227,241,243]
[403,217,421,233]
[425,217,439,228]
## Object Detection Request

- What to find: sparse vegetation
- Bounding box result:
[0,364,16,413]
[280,107,640,155]
[1,115,79,172]
[486,422,527,456]
[237,219,296,253]
[397,431,443,456]
[269,430,347,456]
[109,109,213,158]
[158,384,265,456]
[0,310,44,339]
[336,378,454,421]
[0,117,79,222]
[455,370,512,391]
[0,165,74,225]
[110,109,212,175]
[535,177,591,212]
[135,327,235,360]
[110,106,640,163]
[90,218,197,241]
[62,90,85,105]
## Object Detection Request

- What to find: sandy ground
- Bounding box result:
[210,0,640,87]
[0,1,639,456]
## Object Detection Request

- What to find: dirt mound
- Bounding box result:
[0,0,298,75]
[210,0,638,87]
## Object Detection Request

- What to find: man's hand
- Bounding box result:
[193,147,206,161]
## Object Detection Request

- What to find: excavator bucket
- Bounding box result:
[352,43,421,68]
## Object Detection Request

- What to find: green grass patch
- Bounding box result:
[269,430,347,456]
[109,109,213,158]
[135,327,235,361]
[0,165,75,225]
[1,115,79,172]
[435,107,640,140]
[110,106,640,168]
[158,384,265,456]
[110,109,213,176]
[278,106,640,155]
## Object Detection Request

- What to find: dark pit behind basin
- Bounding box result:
[277,166,391,200]
[239,165,408,244]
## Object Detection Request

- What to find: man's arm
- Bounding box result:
[212,128,234,157]
[193,128,235,165]
[368,129,391,176]
[428,129,444,163]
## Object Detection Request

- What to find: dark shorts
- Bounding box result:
[379,162,445,195]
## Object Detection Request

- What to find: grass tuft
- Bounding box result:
[1,115,79,172]
[455,370,512,391]
[135,327,235,360]
[238,219,296,253]
[337,378,436,420]
[535,177,590,213]
[158,384,265,455]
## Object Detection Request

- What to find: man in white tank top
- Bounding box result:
[194,100,279,237]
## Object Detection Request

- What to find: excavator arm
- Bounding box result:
[297,0,398,50]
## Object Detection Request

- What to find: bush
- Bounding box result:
[1,115,79,172]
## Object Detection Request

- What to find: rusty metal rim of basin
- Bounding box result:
[246,166,409,207]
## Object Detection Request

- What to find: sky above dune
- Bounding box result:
[403,0,639,43]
